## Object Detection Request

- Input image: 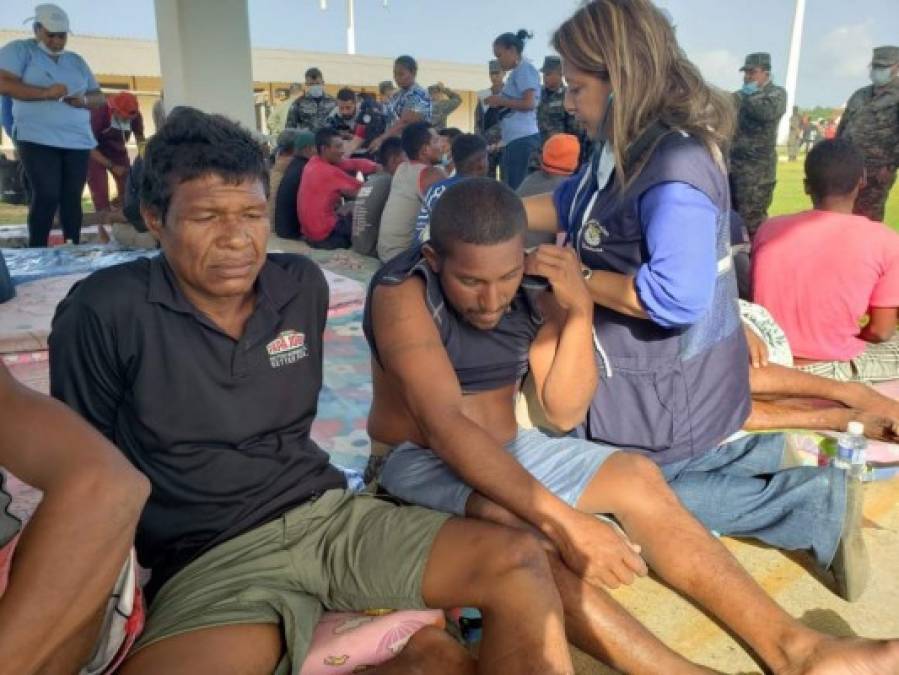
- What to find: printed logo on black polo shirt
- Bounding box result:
[266,330,308,368]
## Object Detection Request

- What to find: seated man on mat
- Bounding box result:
[365,177,899,674]
[752,139,899,383]
[740,301,899,440]
[0,361,149,675]
[48,107,582,675]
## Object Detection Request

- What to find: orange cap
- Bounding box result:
[108,91,139,117]
[541,133,580,176]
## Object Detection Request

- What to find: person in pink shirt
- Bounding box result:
[297,128,379,249]
[752,138,899,382]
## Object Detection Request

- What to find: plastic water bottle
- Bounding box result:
[834,421,866,477]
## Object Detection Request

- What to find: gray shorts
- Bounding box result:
[380,428,618,515]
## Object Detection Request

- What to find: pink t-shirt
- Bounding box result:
[752,210,899,361]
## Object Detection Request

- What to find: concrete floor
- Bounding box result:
[570,479,899,674]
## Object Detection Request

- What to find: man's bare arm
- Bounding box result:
[0,364,149,675]
[372,278,644,588]
[527,246,598,430]
[860,306,897,343]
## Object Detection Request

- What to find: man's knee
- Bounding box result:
[603,453,676,508]
[482,528,553,584]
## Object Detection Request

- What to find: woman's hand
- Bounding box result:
[743,323,769,369]
[43,83,67,100]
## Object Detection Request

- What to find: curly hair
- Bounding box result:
[140,107,269,223]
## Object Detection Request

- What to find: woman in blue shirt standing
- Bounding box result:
[524,0,859,600]
[0,4,104,247]
[485,30,540,190]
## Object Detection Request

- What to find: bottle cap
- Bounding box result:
[847,421,864,435]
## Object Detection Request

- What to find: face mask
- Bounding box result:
[37,40,63,56]
[307,85,324,98]
[440,152,451,167]
[111,117,132,132]
[870,67,894,87]
[741,82,760,96]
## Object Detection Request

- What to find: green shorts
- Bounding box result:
[134,489,451,675]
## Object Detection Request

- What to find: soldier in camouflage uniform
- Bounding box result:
[285,67,337,132]
[476,60,506,179]
[729,52,787,237]
[837,45,899,223]
[533,56,592,171]
[787,106,802,161]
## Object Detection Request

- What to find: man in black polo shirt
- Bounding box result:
[48,108,573,675]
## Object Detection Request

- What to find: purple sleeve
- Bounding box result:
[634,182,718,328]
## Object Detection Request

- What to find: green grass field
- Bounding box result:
[0,165,897,229]
[771,159,899,229]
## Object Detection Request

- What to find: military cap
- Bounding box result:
[872,46,899,67]
[740,52,772,72]
[541,55,563,73]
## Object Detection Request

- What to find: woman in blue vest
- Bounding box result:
[524,0,857,596]
[0,4,103,247]
[485,30,541,191]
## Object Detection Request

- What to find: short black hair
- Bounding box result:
[452,134,488,174]
[140,107,268,222]
[305,67,323,81]
[394,55,418,74]
[401,121,434,161]
[439,127,463,142]
[315,127,341,155]
[430,178,526,256]
[377,137,405,166]
[805,138,865,201]
[336,87,355,102]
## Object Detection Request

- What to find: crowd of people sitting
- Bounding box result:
[2,0,899,674]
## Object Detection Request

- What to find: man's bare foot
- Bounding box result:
[787,636,899,674]
[370,625,476,675]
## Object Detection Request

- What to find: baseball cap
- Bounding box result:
[108,91,140,117]
[293,130,315,152]
[871,46,899,67]
[541,56,562,73]
[27,3,69,32]
[541,134,580,176]
[740,52,771,72]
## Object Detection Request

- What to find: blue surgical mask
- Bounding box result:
[307,85,324,98]
[440,152,451,167]
[741,82,760,96]
[870,66,894,87]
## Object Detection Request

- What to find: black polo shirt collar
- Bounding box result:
[147,254,302,329]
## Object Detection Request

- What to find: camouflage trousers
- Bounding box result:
[853,166,896,223]
[730,161,777,237]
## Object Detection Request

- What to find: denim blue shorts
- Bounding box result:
[380,428,618,515]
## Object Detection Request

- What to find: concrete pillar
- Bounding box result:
[778,0,806,144]
[153,0,256,130]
